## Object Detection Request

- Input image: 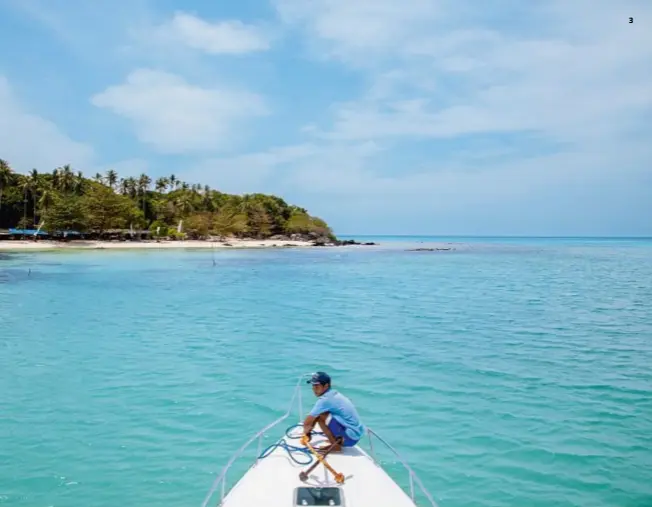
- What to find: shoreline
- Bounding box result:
[0,239,325,251]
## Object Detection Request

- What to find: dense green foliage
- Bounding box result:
[0,159,335,240]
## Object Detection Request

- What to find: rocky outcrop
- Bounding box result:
[336,239,377,246]
[311,238,378,247]
[263,233,378,247]
[268,232,377,247]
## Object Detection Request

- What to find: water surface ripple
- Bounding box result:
[1,238,651,507]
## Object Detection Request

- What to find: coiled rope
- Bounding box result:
[257,424,324,465]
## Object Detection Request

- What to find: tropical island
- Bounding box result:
[0,158,367,250]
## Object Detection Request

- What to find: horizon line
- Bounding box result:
[335,234,652,239]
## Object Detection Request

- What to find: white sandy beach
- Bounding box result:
[0,239,317,251]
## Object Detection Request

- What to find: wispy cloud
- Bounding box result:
[149,12,272,55]
[91,69,268,154]
[0,76,94,171]
[210,0,650,234]
[274,0,440,65]
[81,0,652,233]
[278,0,652,145]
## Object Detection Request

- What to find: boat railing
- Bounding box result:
[364,427,440,507]
[200,374,438,507]
[201,375,306,507]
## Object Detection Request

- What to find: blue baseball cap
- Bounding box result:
[307,371,331,385]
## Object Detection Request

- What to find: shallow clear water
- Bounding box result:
[1,237,652,507]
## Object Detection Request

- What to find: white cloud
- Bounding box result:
[0,75,94,171]
[271,0,652,201]
[274,0,439,64]
[285,0,652,146]
[179,144,320,194]
[202,134,651,235]
[184,0,650,234]
[180,140,386,196]
[0,75,158,180]
[90,69,268,154]
[150,12,271,55]
[3,0,649,234]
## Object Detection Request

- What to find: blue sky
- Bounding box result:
[0,0,650,236]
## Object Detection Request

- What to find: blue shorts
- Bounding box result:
[327,417,359,447]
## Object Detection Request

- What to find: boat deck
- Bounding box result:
[221,428,417,507]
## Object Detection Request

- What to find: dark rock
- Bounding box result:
[335,239,376,246]
[288,232,323,242]
[312,235,335,246]
[312,236,337,247]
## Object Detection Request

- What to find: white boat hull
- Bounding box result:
[221,425,418,507]
[201,376,438,507]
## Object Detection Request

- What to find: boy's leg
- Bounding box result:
[315,413,343,452]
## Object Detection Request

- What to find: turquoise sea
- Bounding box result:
[1,236,652,507]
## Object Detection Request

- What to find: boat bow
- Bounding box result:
[201,375,439,507]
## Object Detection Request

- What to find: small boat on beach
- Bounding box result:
[201,375,438,507]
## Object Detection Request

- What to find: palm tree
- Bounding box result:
[137,173,151,216]
[28,169,39,226]
[138,173,151,192]
[119,178,129,195]
[38,185,55,217]
[155,177,168,193]
[106,169,118,190]
[202,188,213,210]
[124,177,138,199]
[0,158,12,213]
[52,167,60,189]
[175,193,194,216]
[56,164,75,194]
[74,170,84,195]
[169,174,176,191]
[21,176,31,229]
[94,173,104,184]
